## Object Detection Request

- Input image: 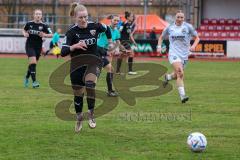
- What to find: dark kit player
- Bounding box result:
[23,9,52,88]
[116,11,138,75]
[61,2,112,133]
[97,15,122,97]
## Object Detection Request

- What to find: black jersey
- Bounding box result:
[119,21,135,41]
[24,21,52,47]
[61,22,111,57]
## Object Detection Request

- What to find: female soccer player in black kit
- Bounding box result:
[23,9,53,88]
[116,11,138,75]
[61,3,112,133]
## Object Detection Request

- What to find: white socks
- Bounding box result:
[178,86,186,99]
[166,74,172,81]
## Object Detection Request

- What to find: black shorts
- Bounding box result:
[120,40,132,50]
[70,65,100,90]
[25,43,42,60]
[102,56,110,68]
[97,46,110,68]
[97,46,108,57]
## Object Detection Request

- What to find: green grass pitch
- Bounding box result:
[0,57,240,160]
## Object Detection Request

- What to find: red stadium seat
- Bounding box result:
[235,19,240,25]
[233,26,239,31]
[203,32,212,40]
[216,25,224,31]
[220,32,229,38]
[229,32,236,37]
[212,32,218,37]
[204,32,211,37]
[226,19,234,25]
[199,25,207,30]
[210,19,218,25]
[210,32,219,40]
[219,19,226,25]
[202,19,209,25]
[228,32,239,39]
[199,19,240,40]
[208,25,216,31]
[224,26,232,31]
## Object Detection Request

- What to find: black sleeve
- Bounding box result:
[105,26,112,39]
[96,23,111,39]
[131,23,136,32]
[96,23,108,33]
[24,22,29,31]
[43,24,52,34]
[61,31,74,57]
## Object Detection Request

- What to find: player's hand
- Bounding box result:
[23,32,29,37]
[126,49,132,54]
[39,32,46,38]
[120,49,131,57]
[190,46,196,52]
[157,45,162,53]
[73,41,87,50]
[108,42,116,52]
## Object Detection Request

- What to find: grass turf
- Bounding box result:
[0,57,240,160]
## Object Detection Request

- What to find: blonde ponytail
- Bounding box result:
[69,2,87,17]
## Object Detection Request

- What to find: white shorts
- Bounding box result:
[168,54,188,68]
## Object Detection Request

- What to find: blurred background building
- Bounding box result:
[0,0,200,32]
[1,0,240,41]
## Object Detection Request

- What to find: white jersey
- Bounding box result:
[162,22,197,60]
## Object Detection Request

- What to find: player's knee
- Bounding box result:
[129,52,134,57]
[105,64,112,72]
[85,80,96,98]
[179,71,184,79]
[180,72,184,79]
[176,68,184,78]
[73,88,84,96]
[29,59,37,64]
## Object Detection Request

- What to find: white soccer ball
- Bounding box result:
[187,132,207,152]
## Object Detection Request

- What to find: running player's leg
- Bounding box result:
[163,72,177,87]
[163,55,179,87]
[31,47,41,88]
[116,43,127,74]
[108,52,113,63]
[24,46,40,88]
[41,46,47,57]
[73,88,85,133]
[116,56,123,74]
[122,41,137,75]
[167,72,177,81]
[24,64,31,88]
[104,59,118,97]
[24,46,33,87]
[29,57,39,88]
[71,68,85,133]
[116,49,129,75]
[172,61,188,103]
[45,41,54,56]
[128,50,137,75]
[85,68,98,128]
